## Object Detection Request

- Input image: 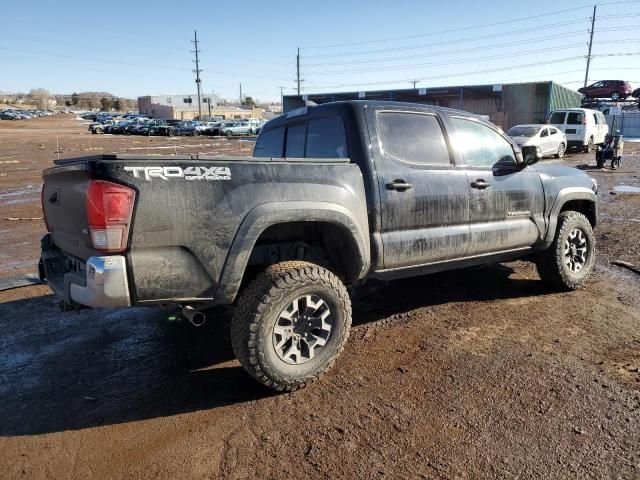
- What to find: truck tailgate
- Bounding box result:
[42,162,97,260]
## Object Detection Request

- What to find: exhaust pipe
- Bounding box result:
[182,306,206,327]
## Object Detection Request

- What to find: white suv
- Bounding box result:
[548,108,608,153]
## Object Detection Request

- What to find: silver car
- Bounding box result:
[507,124,567,161]
[221,121,254,136]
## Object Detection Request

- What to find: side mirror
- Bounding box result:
[521,146,542,165]
[515,150,524,164]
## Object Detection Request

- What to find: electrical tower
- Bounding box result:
[191,30,203,119]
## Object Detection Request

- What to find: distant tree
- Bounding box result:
[28,88,51,109]
[100,96,113,111]
[243,96,255,108]
[65,100,72,107]
[71,92,79,106]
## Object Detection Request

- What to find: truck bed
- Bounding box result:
[41,154,369,305]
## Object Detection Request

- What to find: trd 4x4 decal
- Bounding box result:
[124,166,231,181]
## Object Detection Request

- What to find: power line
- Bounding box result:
[300,5,592,49]
[303,18,591,59]
[305,44,586,76]
[302,31,589,68]
[305,56,586,91]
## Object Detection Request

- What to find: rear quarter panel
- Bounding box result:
[93,157,368,304]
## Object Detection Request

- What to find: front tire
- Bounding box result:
[555,142,565,159]
[536,211,595,290]
[231,261,352,392]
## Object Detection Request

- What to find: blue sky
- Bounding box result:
[1,0,639,102]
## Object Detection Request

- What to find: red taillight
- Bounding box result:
[86,180,135,253]
[41,184,51,232]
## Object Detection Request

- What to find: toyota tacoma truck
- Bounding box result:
[39,101,599,391]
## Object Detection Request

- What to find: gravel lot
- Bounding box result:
[0,115,638,479]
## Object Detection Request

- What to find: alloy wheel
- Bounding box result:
[273,294,333,365]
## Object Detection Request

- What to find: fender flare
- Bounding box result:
[215,201,371,304]
[541,187,598,248]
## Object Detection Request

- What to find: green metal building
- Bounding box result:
[283,82,582,130]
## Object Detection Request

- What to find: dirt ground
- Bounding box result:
[0,115,639,479]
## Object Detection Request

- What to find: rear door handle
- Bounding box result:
[470,179,491,190]
[386,180,413,192]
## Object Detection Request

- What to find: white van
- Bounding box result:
[548,108,608,152]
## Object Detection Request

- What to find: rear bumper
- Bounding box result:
[567,140,586,148]
[40,236,131,308]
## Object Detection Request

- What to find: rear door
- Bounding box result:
[366,107,470,269]
[539,127,552,155]
[448,116,545,257]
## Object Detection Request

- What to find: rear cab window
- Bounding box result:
[254,126,284,157]
[285,124,306,157]
[306,117,348,158]
[257,115,349,159]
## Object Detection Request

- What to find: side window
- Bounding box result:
[285,124,306,157]
[306,117,348,158]
[450,117,516,168]
[593,113,599,124]
[254,126,284,158]
[567,112,583,125]
[540,128,549,137]
[549,111,566,124]
[549,128,558,135]
[377,111,450,165]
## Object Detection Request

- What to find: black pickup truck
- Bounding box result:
[40,101,598,391]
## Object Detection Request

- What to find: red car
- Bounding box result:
[578,80,633,101]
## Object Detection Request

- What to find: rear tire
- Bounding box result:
[536,211,595,290]
[584,137,594,153]
[231,261,352,392]
[611,92,620,101]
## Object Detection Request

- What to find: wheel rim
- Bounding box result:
[563,228,588,273]
[273,294,333,365]
[558,143,565,157]
[612,92,620,100]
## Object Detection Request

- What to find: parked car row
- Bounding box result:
[0,108,60,120]
[89,117,267,136]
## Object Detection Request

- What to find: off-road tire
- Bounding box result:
[536,211,595,290]
[231,261,351,392]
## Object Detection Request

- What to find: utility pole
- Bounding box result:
[410,80,419,90]
[296,47,301,95]
[239,82,243,105]
[278,86,285,109]
[191,30,203,120]
[584,5,597,88]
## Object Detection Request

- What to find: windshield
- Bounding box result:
[507,126,540,137]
